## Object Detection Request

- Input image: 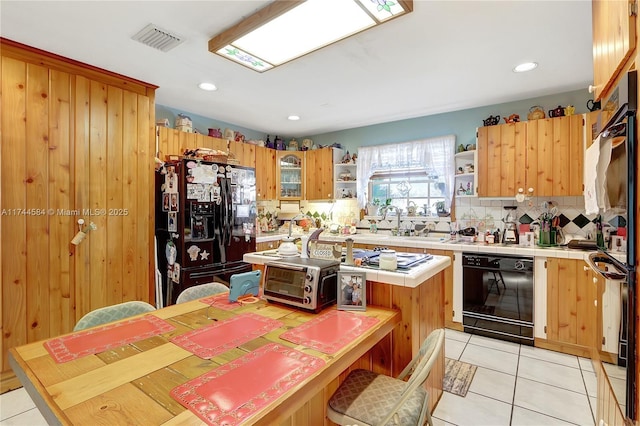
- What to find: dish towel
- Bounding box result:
[584,135,613,215]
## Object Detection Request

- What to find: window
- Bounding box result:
[356,135,456,211]
[369,170,447,216]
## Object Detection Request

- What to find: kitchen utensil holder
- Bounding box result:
[539,230,556,246]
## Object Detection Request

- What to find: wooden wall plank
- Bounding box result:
[0,46,3,376]
[121,91,137,302]
[500,124,516,196]
[48,69,73,336]
[88,80,108,311]
[2,43,157,380]
[25,63,50,343]
[1,57,28,372]
[136,95,151,302]
[553,117,570,195]
[536,119,554,196]
[547,258,559,342]
[487,125,501,196]
[569,114,584,195]
[74,76,91,323]
[106,86,124,305]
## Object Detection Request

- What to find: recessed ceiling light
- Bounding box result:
[198,82,217,91]
[288,115,300,121]
[513,62,538,73]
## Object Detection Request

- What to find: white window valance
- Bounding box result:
[356,135,456,209]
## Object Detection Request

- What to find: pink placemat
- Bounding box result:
[44,315,176,363]
[170,313,283,359]
[170,343,325,426]
[199,293,240,311]
[279,310,380,354]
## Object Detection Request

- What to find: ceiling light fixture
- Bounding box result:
[288,115,300,121]
[198,82,217,91]
[208,0,413,72]
[513,62,538,73]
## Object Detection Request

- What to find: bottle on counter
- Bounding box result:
[379,249,397,271]
[344,238,355,265]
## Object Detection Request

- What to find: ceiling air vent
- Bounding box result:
[132,23,184,52]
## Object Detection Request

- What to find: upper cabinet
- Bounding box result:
[276,151,305,200]
[305,147,337,200]
[256,145,276,201]
[477,115,585,198]
[157,127,227,157]
[526,115,585,196]
[477,121,527,197]
[592,0,637,100]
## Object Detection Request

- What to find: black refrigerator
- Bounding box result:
[155,159,256,305]
[588,69,637,421]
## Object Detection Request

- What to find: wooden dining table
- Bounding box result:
[9,296,400,425]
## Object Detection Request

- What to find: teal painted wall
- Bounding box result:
[157,88,592,152]
[304,89,592,152]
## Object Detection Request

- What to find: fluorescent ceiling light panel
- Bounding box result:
[357,0,407,21]
[209,0,412,72]
[234,0,375,66]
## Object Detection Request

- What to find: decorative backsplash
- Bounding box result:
[258,196,627,240]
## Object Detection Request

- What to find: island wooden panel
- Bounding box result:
[10,300,399,425]
[366,272,445,413]
[0,39,156,390]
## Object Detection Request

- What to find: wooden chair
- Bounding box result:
[175,282,229,304]
[73,301,156,331]
[327,328,445,426]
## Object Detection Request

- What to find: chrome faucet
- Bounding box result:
[288,213,314,238]
[382,205,403,235]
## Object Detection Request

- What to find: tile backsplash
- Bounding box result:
[451,196,626,238]
[258,196,627,240]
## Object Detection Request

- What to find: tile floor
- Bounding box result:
[434,329,599,426]
[0,329,617,425]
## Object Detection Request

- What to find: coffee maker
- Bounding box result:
[503,206,519,244]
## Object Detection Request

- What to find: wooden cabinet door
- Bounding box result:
[157,127,227,158]
[527,115,584,196]
[305,147,334,200]
[276,151,304,200]
[592,0,636,100]
[255,146,275,201]
[476,122,526,197]
[546,258,599,352]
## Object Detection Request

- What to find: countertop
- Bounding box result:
[257,230,626,262]
[243,251,451,288]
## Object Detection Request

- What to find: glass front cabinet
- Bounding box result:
[276,151,304,200]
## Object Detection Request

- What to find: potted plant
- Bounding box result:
[435,201,450,217]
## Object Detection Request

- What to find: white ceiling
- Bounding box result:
[0,1,593,136]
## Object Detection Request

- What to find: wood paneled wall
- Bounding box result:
[0,39,156,386]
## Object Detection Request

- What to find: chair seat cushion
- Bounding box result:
[328,369,427,425]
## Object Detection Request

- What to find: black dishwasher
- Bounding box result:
[462,253,534,345]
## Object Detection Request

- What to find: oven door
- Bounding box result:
[462,254,534,345]
[263,264,309,308]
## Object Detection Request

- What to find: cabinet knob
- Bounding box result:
[584,266,590,271]
[594,299,598,307]
[593,277,598,284]
[588,84,600,94]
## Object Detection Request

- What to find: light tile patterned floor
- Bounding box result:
[0,329,601,425]
[435,329,597,426]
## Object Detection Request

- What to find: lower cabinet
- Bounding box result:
[545,258,600,356]
[256,240,279,252]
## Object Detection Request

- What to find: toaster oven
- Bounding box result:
[263,258,339,313]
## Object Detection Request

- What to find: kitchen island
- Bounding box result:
[244,250,452,413]
[9,297,399,425]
